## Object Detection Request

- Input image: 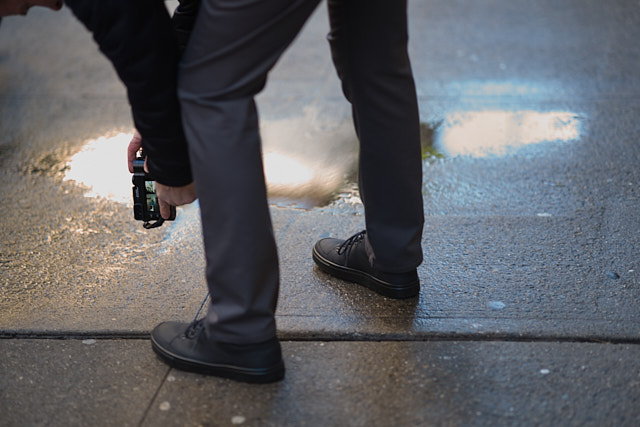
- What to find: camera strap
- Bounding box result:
[143,218,165,229]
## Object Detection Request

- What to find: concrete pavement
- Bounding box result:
[1,1,639,425]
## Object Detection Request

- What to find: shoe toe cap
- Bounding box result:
[314,238,342,260]
[151,321,187,348]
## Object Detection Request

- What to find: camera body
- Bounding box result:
[132,154,175,227]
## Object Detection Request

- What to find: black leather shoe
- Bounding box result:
[151,320,285,383]
[312,230,420,299]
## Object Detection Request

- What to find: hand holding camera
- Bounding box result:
[132,151,176,229]
[128,131,196,229]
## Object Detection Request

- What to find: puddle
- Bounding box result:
[63,116,359,210]
[63,132,133,205]
[422,80,583,158]
[62,88,581,219]
[434,110,582,157]
[263,150,346,207]
[259,106,358,206]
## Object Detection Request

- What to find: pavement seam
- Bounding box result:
[2,333,639,344]
[138,366,172,427]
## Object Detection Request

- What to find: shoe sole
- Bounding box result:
[312,246,419,299]
[150,337,285,384]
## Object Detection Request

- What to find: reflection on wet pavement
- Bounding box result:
[259,107,357,206]
[63,115,357,211]
[61,76,584,220]
[422,80,584,158]
[263,150,345,207]
[436,110,581,157]
[63,133,133,205]
[62,107,582,220]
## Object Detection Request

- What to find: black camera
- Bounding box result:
[132,152,175,229]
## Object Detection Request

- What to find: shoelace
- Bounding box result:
[337,230,367,255]
[185,292,210,339]
[185,318,205,339]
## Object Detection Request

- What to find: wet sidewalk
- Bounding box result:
[1,1,639,426]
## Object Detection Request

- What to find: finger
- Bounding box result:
[127,131,142,173]
[158,197,173,220]
[127,149,136,173]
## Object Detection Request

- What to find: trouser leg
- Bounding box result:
[179,0,321,344]
[327,0,424,273]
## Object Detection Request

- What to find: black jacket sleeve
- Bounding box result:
[66,0,192,186]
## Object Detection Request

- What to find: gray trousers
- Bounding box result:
[178,0,424,344]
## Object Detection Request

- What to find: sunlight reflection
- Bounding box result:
[63,132,133,205]
[64,132,343,208]
[262,150,343,203]
[436,110,581,157]
[263,152,314,187]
